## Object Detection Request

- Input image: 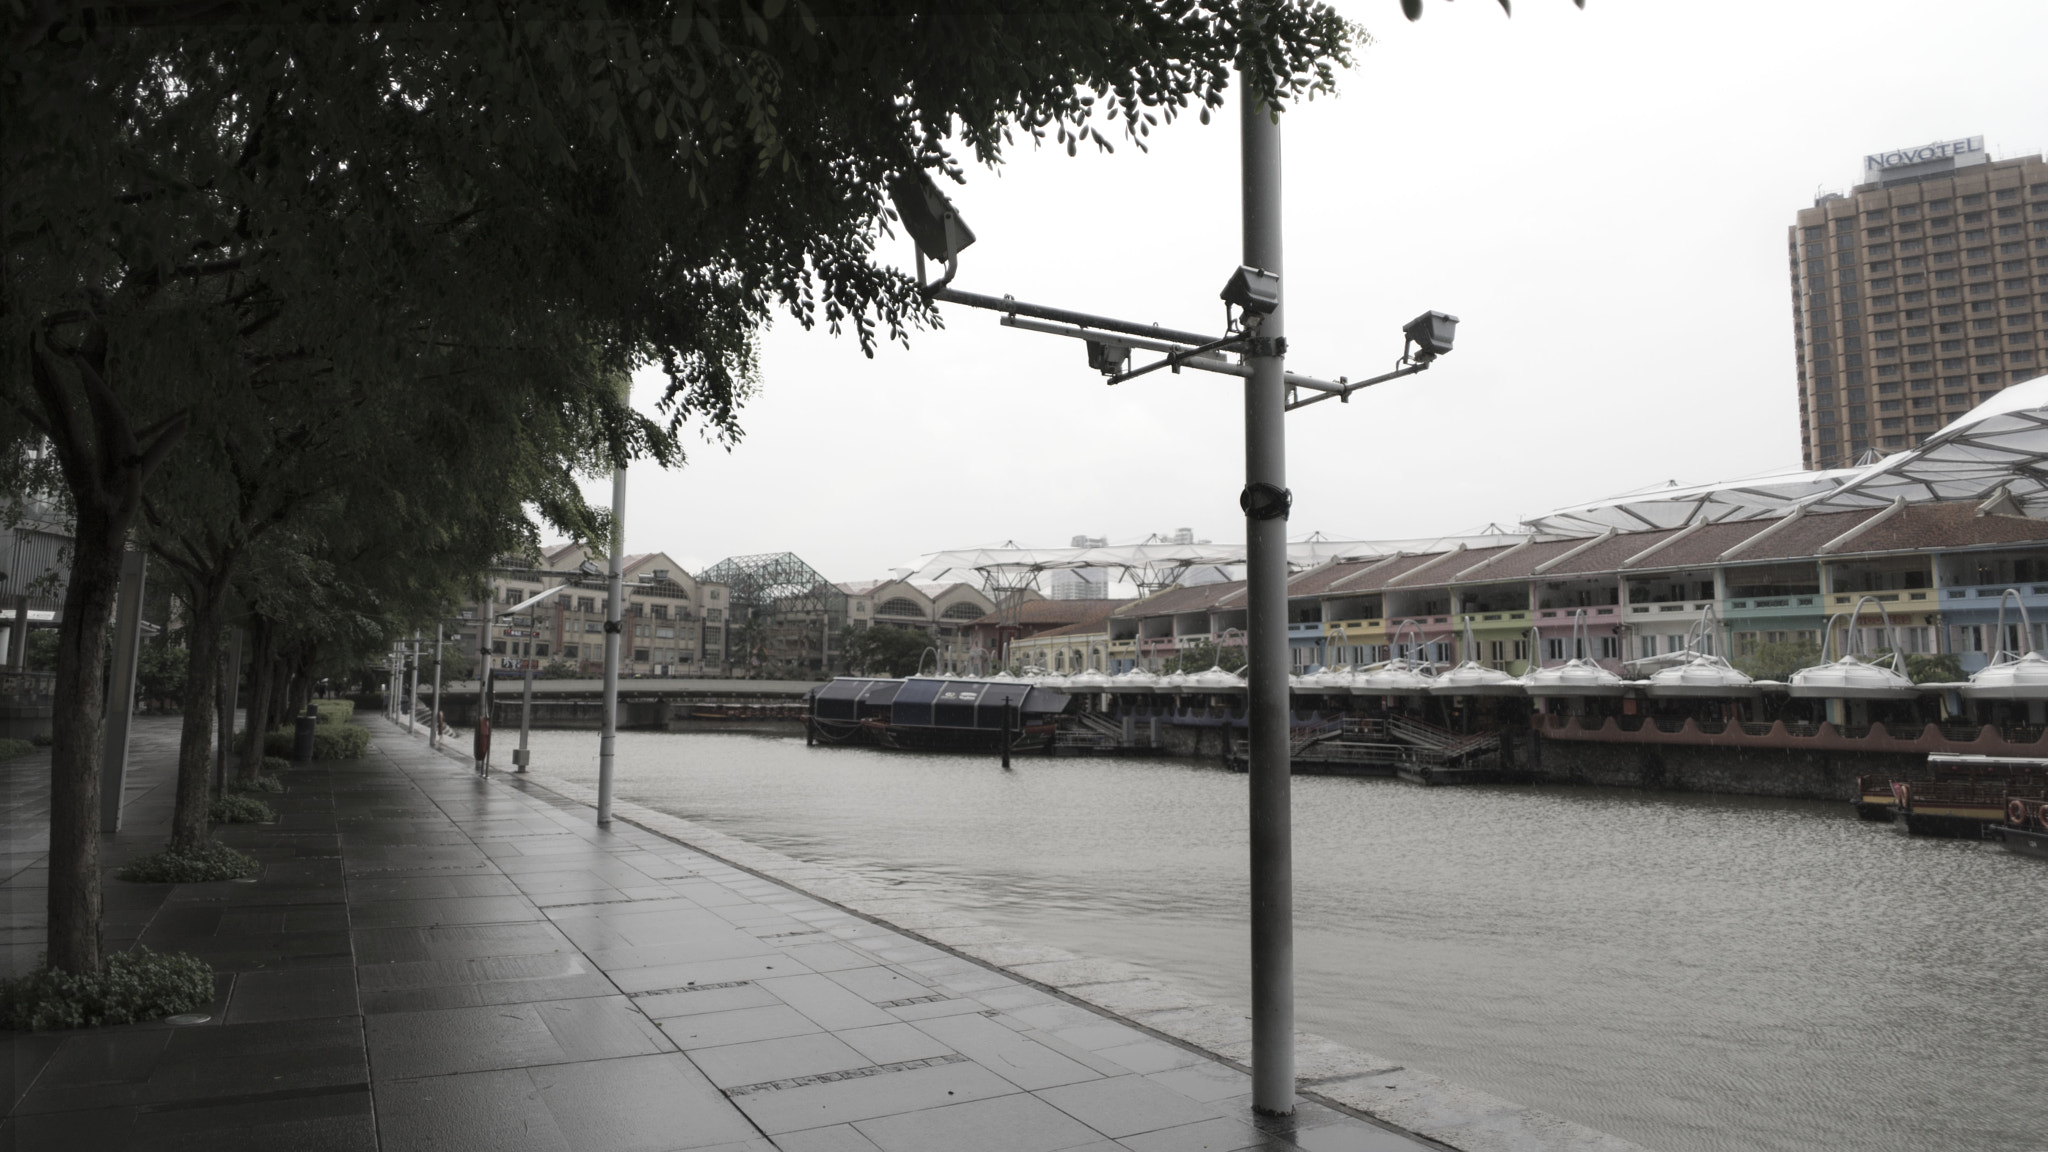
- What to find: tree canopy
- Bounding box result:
[2,0,1355,975]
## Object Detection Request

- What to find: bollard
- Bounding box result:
[292,703,318,765]
[1000,701,1012,769]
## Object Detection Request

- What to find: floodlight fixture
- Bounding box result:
[889,172,977,292]
[1402,310,1459,362]
[578,559,603,576]
[1220,265,1281,318]
[1086,339,1132,377]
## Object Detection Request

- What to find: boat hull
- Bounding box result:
[1983,823,2048,858]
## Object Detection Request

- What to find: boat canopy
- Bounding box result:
[810,677,905,722]
[880,677,1070,729]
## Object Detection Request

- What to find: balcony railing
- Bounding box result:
[1725,596,1819,611]
[1825,591,1931,607]
[1626,600,1715,616]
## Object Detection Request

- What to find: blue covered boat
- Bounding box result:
[807,676,1072,751]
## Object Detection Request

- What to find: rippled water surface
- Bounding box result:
[511,729,2048,1152]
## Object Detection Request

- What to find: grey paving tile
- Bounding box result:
[656,1004,823,1050]
[1037,1074,1224,1139]
[835,1022,955,1066]
[1146,1061,1253,1104]
[375,1066,568,1152]
[726,1059,1020,1135]
[350,894,548,929]
[124,1084,378,1152]
[1118,1116,1270,1152]
[1091,1039,1206,1075]
[0,1103,139,1148]
[225,966,361,1023]
[911,1012,1098,1092]
[760,973,897,1031]
[1289,1120,1436,1152]
[631,981,782,1019]
[688,1032,874,1089]
[851,1091,1106,1152]
[822,965,934,1004]
[364,996,669,1080]
[353,921,575,964]
[770,1123,885,1152]
[532,1052,760,1151]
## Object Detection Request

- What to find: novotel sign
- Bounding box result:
[1865,135,1985,176]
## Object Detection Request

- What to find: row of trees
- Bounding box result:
[2,2,1353,977]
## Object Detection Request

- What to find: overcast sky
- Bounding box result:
[596,0,2048,587]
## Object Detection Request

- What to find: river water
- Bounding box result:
[508,729,2047,1152]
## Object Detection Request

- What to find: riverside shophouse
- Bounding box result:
[1103,500,2048,676]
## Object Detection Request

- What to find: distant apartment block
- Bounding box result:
[1790,138,2047,469]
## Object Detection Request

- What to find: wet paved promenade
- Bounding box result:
[1,716,1440,1151]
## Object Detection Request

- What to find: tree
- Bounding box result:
[5,3,1351,976]
[843,625,936,678]
[1163,639,1246,674]
[1733,640,1822,683]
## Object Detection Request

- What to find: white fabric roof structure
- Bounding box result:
[1524,372,2048,535]
[917,375,2048,589]
[1803,374,2048,514]
[1519,468,1864,536]
[911,532,1541,589]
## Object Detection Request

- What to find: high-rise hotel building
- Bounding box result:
[1790,139,2048,470]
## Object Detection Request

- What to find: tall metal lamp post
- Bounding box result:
[888,21,1458,1115]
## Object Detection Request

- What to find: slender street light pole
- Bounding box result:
[597,462,626,825]
[431,623,444,750]
[1240,21,1295,1115]
[406,632,419,735]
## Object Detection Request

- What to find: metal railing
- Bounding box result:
[0,670,55,699]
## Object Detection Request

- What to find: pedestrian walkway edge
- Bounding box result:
[387,720,1647,1152]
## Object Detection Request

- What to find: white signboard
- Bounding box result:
[1864,136,1985,176]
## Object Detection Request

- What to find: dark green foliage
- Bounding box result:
[313,700,354,724]
[1904,653,1966,684]
[117,842,259,884]
[230,774,285,795]
[30,733,51,747]
[1734,641,1824,682]
[842,626,937,678]
[0,947,214,1031]
[0,738,33,760]
[208,795,274,824]
[263,723,368,761]
[136,638,188,710]
[261,756,291,773]
[22,631,56,673]
[1159,640,1246,675]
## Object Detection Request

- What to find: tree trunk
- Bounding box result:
[44,503,125,975]
[169,583,226,851]
[236,617,274,785]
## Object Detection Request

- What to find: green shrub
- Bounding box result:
[261,755,290,773]
[0,946,215,1031]
[31,732,51,747]
[230,774,285,794]
[117,841,259,883]
[0,738,33,760]
[209,795,275,824]
[262,722,368,760]
[313,699,354,724]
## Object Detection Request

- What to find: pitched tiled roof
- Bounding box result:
[1113,581,1246,618]
[984,598,1123,628]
